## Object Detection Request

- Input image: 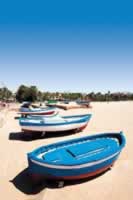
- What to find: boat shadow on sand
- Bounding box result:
[11,168,110,195]
[14,116,20,120]
[9,130,79,142]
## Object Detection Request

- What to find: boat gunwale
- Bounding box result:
[20,114,92,127]
[28,132,126,167]
[18,107,55,114]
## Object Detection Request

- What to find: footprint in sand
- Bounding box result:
[0,116,4,128]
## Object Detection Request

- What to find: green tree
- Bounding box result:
[0,87,12,100]
[16,85,38,102]
[16,85,28,102]
[27,86,38,102]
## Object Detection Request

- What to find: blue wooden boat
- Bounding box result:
[20,114,92,133]
[28,132,126,183]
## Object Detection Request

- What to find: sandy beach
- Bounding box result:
[0,102,132,200]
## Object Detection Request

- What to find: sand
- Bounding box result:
[0,102,132,200]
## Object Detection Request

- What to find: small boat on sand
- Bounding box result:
[19,114,92,133]
[18,102,56,116]
[18,108,56,116]
[27,132,126,186]
[19,105,56,117]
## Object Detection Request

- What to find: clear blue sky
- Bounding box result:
[0,0,133,93]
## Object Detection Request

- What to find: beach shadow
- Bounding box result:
[9,130,77,142]
[11,168,110,194]
[10,168,47,195]
[9,132,45,141]
[45,130,78,138]
[14,116,20,120]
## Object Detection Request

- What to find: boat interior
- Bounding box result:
[21,115,89,125]
[37,137,120,165]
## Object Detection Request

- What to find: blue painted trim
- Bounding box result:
[20,107,55,113]
[19,114,92,127]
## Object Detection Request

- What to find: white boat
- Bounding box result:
[19,114,92,133]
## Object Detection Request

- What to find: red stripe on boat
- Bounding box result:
[22,129,42,133]
[78,123,88,131]
[20,111,55,115]
[60,163,115,180]
[36,111,54,115]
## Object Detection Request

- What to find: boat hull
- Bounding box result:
[30,162,115,181]
[28,153,119,181]
[20,114,91,133]
[21,121,88,133]
[19,110,55,116]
